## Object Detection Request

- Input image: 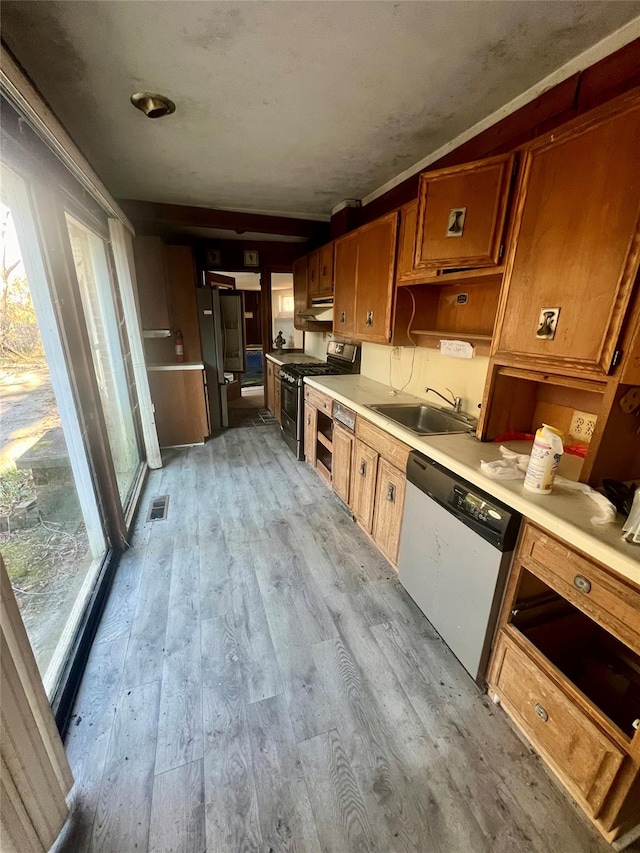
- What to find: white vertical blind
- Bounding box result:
[108,219,162,469]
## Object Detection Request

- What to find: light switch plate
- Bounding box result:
[569,410,597,443]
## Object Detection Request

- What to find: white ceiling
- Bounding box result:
[3,1,640,218]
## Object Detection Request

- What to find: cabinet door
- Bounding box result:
[493,97,640,375]
[354,212,399,343]
[332,424,353,505]
[491,633,626,817]
[333,231,358,339]
[274,375,282,424]
[415,153,515,270]
[304,403,317,466]
[148,370,209,446]
[293,256,308,331]
[350,439,378,532]
[266,360,275,414]
[396,200,439,285]
[372,460,406,565]
[133,236,170,329]
[307,251,320,301]
[317,242,334,297]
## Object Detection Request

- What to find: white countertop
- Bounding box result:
[304,374,640,586]
[146,362,204,371]
[266,352,323,367]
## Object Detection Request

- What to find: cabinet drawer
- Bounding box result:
[355,417,411,471]
[492,633,626,817]
[519,524,640,656]
[304,385,332,415]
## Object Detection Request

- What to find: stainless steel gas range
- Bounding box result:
[279,341,361,460]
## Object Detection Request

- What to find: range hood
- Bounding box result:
[297,296,333,320]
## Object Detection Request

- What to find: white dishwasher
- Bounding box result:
[398,451,521,685]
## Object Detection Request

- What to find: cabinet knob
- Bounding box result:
[386,483,396,503]
[359,460,366,476]
[365,310,374,327]
[534,703,548,723]
[573,574,591,594]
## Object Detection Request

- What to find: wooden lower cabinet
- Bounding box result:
[487,521,640,842]
[372,459,406,564]
[491,632,626,818]
[350,439,378,532]
[266,359,275,414]
[274,374,281,424]
[332,425,353,504]
[304,403,317,467]
[148,369,209,447]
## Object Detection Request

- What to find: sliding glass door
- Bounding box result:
[0,164,107,697]
[65,215,141,505]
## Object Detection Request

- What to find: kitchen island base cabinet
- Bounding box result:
[148,370,209,447]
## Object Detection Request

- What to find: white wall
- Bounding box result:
[305,330,332,360]
[305,335,489,412]
[361,342,489,412]
[272,283,303,349]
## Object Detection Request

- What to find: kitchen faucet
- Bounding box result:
[424,387,462,414]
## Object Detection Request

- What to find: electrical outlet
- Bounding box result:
[391,347,401,360]
[569,410,597,443]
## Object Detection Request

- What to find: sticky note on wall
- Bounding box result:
[440,340,475,359]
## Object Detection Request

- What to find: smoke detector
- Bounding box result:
[130,92,175,119]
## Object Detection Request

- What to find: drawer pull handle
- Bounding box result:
[573,574,591,594]
[534,703,548,723]
[340,311,346,324]
[386,483,396,503]
[365,310,374,327]
[307,414,311,425]
[359,460,366,476]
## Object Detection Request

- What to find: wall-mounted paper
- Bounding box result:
[440,339,475,359]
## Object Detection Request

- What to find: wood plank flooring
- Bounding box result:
[54,425,615,853]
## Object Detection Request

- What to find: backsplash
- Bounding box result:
[361,342,489,413]
[304,330,332,360]
[305,335,490,413]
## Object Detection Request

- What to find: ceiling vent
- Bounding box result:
[130,92,175,119]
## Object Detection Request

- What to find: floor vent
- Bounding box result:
[147,495,169,521]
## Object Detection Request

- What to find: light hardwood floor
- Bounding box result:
[54,425,617,853]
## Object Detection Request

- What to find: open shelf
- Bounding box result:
[317,432,332,452]
[393,276,501,352]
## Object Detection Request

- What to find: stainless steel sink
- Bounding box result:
[365,403,477,435]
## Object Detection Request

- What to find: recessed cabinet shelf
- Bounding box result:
[393,277,501,353]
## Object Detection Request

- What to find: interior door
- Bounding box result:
[220,290,246,373]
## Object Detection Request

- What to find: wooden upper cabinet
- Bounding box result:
[133,236,170,329]
[396,200,439,285]
[307,250,320,300]
[333,231,358,339]
[493,94,640,376]
[165,245,202,362]
[354,211,399,343]
[293,255,308,331]
[317,242,334,297]
[414,153,515,270]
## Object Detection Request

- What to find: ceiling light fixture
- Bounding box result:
[130,91,175,119]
